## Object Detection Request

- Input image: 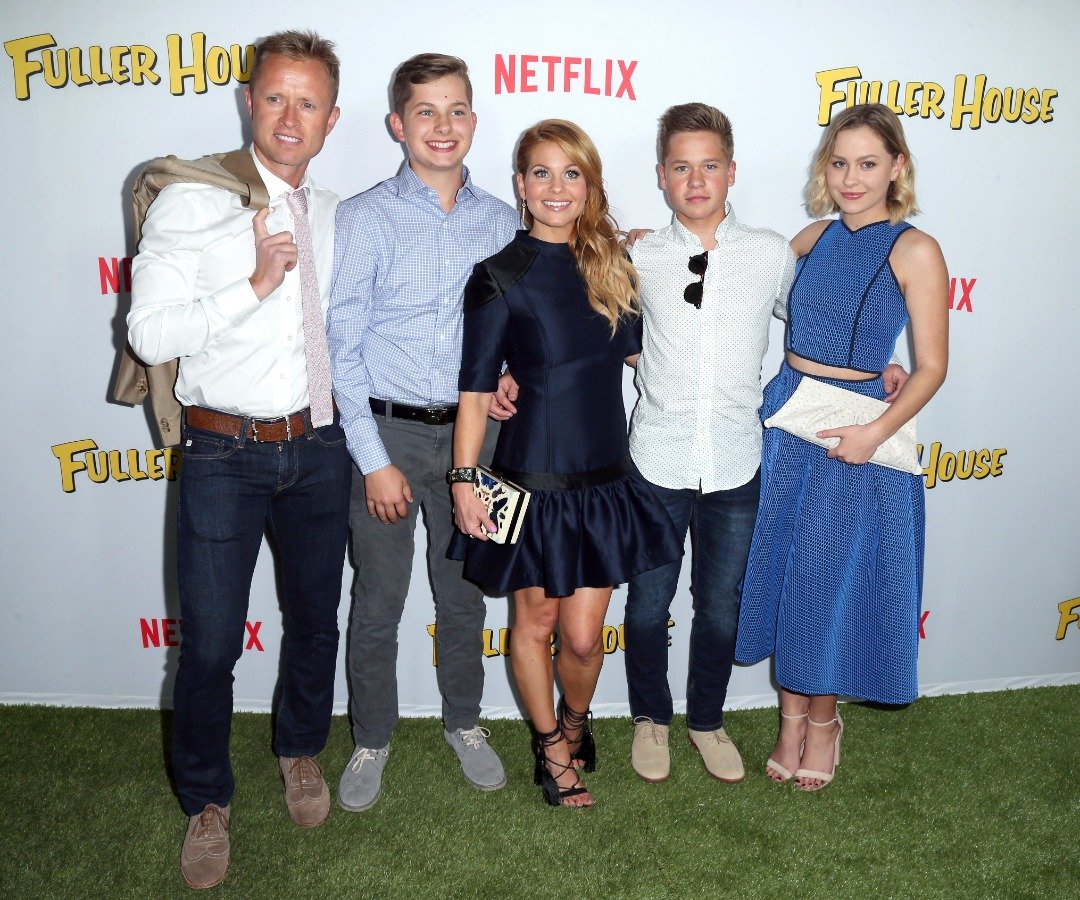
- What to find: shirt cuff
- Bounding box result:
[345,413,392,475]
[206,277,262,329]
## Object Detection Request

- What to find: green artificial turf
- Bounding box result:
[0,687,1076,898]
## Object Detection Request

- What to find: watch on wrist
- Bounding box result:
[446,467,478,485]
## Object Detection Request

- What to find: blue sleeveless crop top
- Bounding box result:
[786,219,913,374]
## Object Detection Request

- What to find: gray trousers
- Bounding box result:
[346,414,498,747]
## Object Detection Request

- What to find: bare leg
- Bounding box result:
[795,694,841,790]
[767,688,810,783]
[511,587,591,807]
[555,587,612,761]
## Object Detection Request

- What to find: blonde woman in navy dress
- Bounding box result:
[449,120,681,806]
[735,105,948,790]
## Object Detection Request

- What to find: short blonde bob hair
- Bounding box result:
[806,103,919,223]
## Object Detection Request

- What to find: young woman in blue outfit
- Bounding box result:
[735,104,949,790]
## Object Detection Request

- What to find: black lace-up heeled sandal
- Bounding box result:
[532,726,591,807]
[557,698,597,773]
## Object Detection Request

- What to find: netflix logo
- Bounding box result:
[949,277,975,313]
[140,617,264,651]
[100,256,132,295]
[495,54,637,99]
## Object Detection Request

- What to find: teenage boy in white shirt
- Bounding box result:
[622,102,794,783]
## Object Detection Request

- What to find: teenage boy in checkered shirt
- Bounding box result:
[326,53,517,811]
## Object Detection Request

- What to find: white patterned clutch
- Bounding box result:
[474,466,531,544]
[763,377,921,475]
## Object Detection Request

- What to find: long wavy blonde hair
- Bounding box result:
[516,119,637,332]
[806,103,919,224]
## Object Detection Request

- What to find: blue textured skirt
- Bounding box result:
[449,458,682,598]
[735,363,924,704]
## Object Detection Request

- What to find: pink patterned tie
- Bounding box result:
[286,189,334,427]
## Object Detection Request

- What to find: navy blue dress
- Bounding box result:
[450,231,681,597]
[735,219,924,705]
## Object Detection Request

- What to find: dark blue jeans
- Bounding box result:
[171,414,351,816]
[624,471,760,731]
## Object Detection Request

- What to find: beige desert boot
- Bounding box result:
[688,727,745,783]
[632,717,670,783]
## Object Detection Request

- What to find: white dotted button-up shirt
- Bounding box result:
[629,204,796,492]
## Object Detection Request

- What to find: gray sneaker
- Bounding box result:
[337,744,389,811]
[444,726,507,791]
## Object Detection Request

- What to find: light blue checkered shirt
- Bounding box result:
[327,163,518,473]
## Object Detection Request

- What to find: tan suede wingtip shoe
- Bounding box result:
[280,756,331,828]
[688,727,745,783]
[180,803,230,890]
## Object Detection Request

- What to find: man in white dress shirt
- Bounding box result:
[623,104,796,784]
[127,31,347,889]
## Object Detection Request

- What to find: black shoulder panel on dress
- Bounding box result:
[463,239,539,311]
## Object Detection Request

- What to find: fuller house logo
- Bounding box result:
[4,32,253,100]
[917,443,1006,490]
[425,620,672,665]
[816,66,1058,130]
[494,54,637,99]
[1056,598,1080,641]
[52,439,182,492]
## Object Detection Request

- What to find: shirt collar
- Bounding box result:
[395,161,478,202]
[669,202,738,250]
[248,145,312,200]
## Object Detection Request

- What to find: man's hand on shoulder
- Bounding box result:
[624,228,654,248]
[249,207,298,300]
[488,372,519,421]
[363,464,413,524]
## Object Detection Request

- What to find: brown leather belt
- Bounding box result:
[184,405,310,442]
[369,398,457,425]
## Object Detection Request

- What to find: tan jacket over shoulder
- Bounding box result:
[113,149,269,445]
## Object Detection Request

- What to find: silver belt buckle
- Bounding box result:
[250,416,290,442]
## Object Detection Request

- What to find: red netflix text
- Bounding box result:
[140,617,264,651]
[495,54,637,100]
[948,277,975,312]
[100,256,132,294]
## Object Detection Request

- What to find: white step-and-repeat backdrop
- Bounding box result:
[2,1,1077,715]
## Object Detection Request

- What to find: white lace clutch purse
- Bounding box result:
[474,466,531,544]
[763,378,921,475]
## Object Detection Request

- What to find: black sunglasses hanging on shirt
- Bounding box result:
[684,252,708,309]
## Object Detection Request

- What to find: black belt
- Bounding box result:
[496,456,635,491]
[369,398,458,426]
